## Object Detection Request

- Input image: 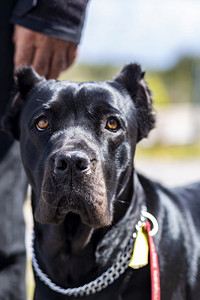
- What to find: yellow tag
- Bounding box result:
[129,226,149,269]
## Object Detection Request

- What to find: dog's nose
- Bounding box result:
[54,151,90,174]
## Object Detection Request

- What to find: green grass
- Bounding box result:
[136,143,200,160]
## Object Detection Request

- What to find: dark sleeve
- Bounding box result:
[10,0,89,43]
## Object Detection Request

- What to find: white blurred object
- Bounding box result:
[140,103,200,147]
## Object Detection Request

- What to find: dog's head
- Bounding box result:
[2,64,155,228]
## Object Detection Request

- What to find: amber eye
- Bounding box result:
[36,117,49,131]
[106,117,119,131]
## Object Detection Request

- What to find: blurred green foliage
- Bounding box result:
[59,64,121,82]
[154,57,196,104]
[59,57,200,108]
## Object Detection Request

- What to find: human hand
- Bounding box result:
[13,25,78,79]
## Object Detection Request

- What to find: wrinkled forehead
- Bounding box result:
[23,80,135,118]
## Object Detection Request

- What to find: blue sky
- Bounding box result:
[78,0,200,70]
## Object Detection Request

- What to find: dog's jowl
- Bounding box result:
[2,64,200,300]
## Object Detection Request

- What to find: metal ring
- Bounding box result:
[142,211,159,236]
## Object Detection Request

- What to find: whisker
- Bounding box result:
[115,199,129,205]
[41,190,54,195]
[105,180,126,189]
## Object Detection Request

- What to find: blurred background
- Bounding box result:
[26,0,200,298]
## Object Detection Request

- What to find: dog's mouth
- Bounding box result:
[55,195,92,226]
[35,189,112,229]
[63,212,82,237]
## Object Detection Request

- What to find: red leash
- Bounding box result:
[129,218,160,300]
[144,221,160,300]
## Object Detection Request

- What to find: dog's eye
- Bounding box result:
[106,117,119,131]
[36,117,49,131]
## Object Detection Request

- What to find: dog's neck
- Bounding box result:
[32,171,145,289]
[33,215,98,287]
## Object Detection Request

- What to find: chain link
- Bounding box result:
[32,207,147,297]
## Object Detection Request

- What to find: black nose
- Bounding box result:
[54,151,90,174]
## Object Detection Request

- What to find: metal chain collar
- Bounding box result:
[32,206,148,297]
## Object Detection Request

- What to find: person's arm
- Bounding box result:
[10,0,89,44]
[10,0,89,78]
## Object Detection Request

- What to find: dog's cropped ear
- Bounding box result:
[114,63,156,142]
[1,66,43,140]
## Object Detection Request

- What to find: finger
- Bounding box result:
[14,40,35,70]
[47,51,68,79]
[66,44,78,69]
[32,48,52,78]
[13,26,35,69]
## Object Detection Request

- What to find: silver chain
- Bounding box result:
[32,206,147,297]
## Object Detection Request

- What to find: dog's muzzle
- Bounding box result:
[35,147,112,227]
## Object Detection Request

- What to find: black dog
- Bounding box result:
[2,64,200,300]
